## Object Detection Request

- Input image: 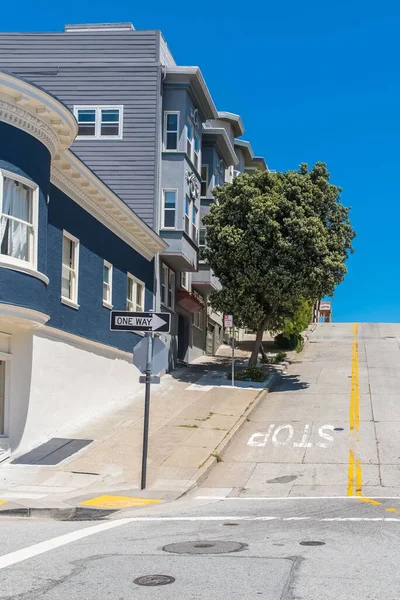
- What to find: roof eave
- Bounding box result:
[202,127,239,166]
[165,67,218,120]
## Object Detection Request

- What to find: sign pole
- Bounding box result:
[140,331,153,490]
[231,319,235,387]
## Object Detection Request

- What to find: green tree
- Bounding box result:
[202,162,355,366]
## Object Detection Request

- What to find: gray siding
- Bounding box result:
[0,30,161,227]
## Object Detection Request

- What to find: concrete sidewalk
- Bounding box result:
[0,354,279,516]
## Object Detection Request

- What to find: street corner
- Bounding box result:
[78,494,164,510]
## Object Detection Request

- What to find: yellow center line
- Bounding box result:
[347,449,355,496]
[348,323,362,496]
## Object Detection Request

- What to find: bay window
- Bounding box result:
[164,112,179,150]
[0,170,38,269]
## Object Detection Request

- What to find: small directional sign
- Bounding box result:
[110,311,171,333]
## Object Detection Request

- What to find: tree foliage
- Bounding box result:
[202,162,355,365]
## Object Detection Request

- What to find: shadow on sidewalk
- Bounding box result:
[273,373,310,392]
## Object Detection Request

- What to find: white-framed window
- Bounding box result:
[0,170,38,270]
[192,204,198,242]
[161,263,175,309]
[193,309,204,330]
[61,231,79,308]
[181,271,188,290]
[162,189,176,229]
[74,106,123,140]
[103,260,113,308]
[127,273,145,312]
[199,229,206,248]
[186,122,193,159]
[163,111,179,150]
[201,165,208,197]
[184,196,191,235]
[194,135,201,172]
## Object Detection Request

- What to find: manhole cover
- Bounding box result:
[334,427,344,432]
[163,540,248,554]
[300,541,325,546]
[134,575,175,586]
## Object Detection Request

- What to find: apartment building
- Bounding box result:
[0,21,267,365]
[0,71,165,454]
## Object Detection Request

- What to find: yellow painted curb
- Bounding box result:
[0,500,8,506]
[79,494,163,509]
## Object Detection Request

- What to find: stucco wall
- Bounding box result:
[7,329,143,454]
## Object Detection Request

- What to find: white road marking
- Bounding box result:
[1,513,399,569]
[272,424,294,447]
[0,517,135,570]
[0,493,48,499]
[247,423,336,448]
[195,496,400,500]
[293,424,313,448]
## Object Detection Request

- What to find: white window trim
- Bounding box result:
[0,351,11,438]
[186,122,194,161]
[160,263,175,310]
[0,168,39,273]
[103,260,113,309]
[181,271,189,291]
[163,111,180,151]
[184,196,191,235]
[61,230,80,309]
[194,135,201,172]
[193,309,204,330]
[201,165,208,198]
[192,204,199,242]
[73,105,124,140]
[161,189,177,230]
[127,272,145,312]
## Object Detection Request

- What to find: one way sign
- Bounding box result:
[110,311,171,333]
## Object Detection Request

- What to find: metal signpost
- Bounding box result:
[110,310,171,489]
[224,315,234,387]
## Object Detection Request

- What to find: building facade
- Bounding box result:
[0,22,267,366]
[0,71,165,454]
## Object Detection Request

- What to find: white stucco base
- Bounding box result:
[3,324,142,455]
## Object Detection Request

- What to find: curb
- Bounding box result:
[181,371,280,496]
[0,373,284,520]
[0,506,118,521]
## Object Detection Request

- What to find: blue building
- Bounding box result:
[0,71,166,455]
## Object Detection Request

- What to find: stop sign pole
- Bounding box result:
[141,331,153,490]
[110,310,171,489]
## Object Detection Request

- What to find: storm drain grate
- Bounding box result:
[162,540,248,554]
[11,438,93,465]
[134,575,175,586]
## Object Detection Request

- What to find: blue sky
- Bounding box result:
[4,1,400,322]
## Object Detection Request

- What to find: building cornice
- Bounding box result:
[0,303,50,329]
[202,126,238,167]
[51,152,167,260]
[165,67,218,120]
[217,112,244,137]
[0,71,77,156]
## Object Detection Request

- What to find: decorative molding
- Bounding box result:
[0,303,50,328]
[0,99,59,156]
[0,260,49,285]
[185,169,200,201]
[51,166,158,261]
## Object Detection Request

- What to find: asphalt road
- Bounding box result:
[1,322,400,599]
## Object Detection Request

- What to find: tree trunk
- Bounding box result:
[259,342,268,361]
[249,318,268,367]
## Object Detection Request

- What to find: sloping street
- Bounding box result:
[0,323,400,599]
